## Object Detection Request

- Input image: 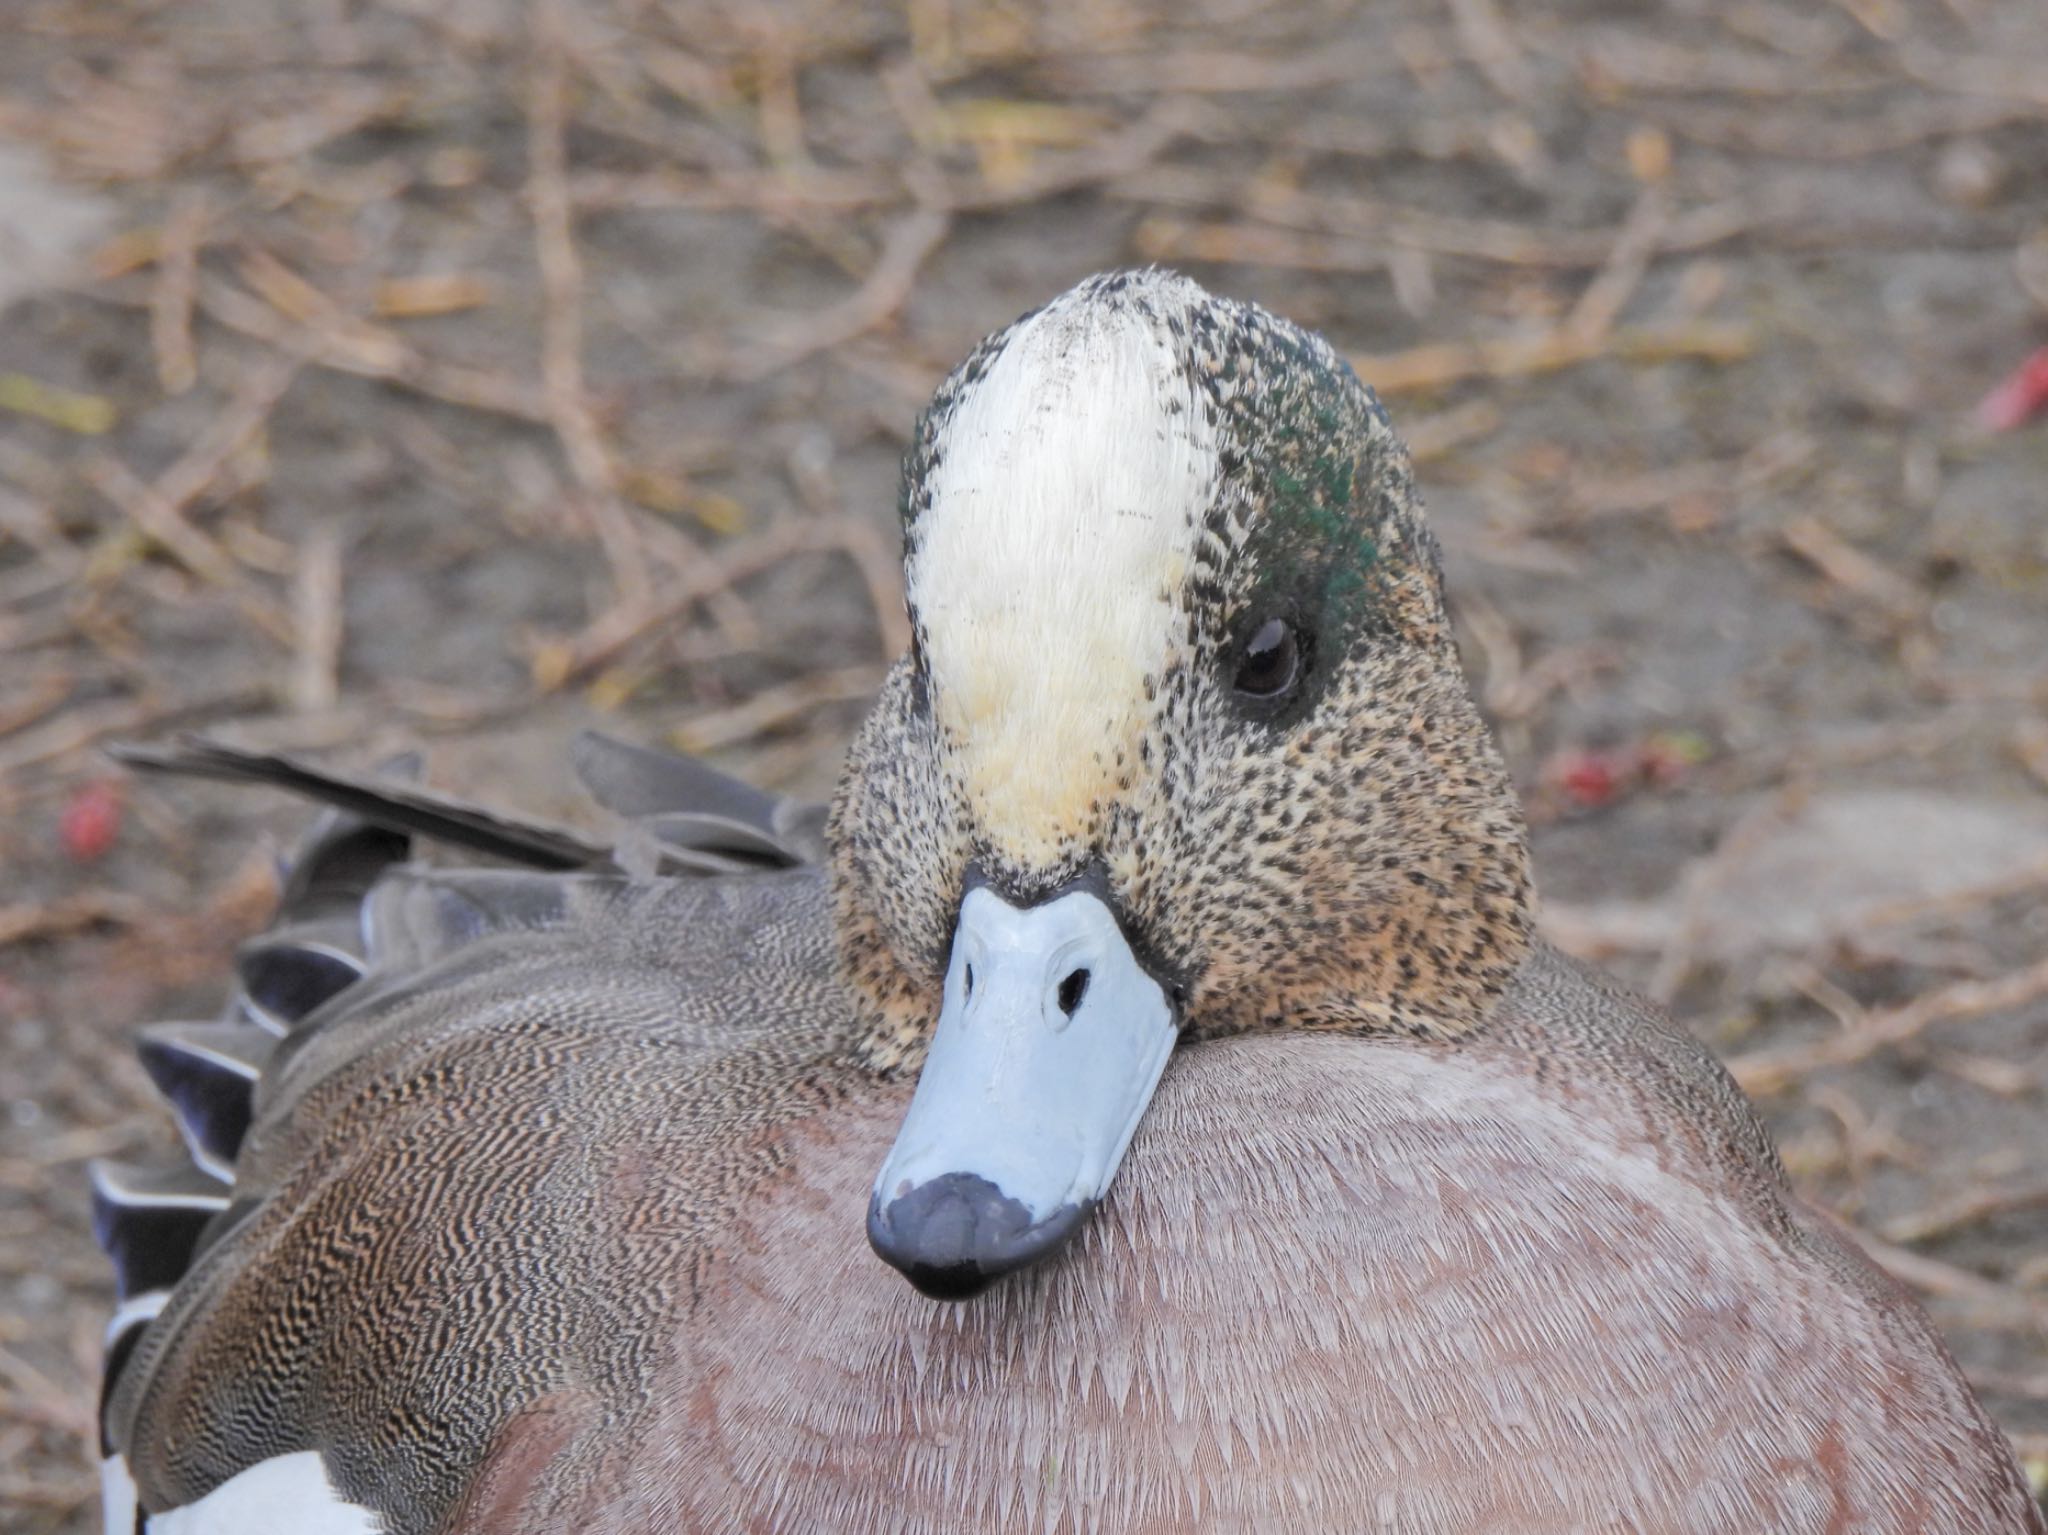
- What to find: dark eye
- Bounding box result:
[1234,618,1301,699]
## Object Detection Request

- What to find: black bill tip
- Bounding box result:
[867,1173,1091,1301]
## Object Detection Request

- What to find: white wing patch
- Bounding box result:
[102,1455,140,1535]
[106,1289,170,1343]
[142,1452,382,1535]
[910,275,1221,865]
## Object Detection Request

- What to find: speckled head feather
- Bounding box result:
[831,270,1534,1067]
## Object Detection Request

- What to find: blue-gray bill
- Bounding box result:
[867,884,1179,1299]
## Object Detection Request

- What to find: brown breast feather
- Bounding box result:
[552,994,2038,1533]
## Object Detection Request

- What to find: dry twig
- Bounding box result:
[547,516,891,686]
[82,351,303,645]
[149,190,207,396]
[671,664,887,753]
[1732,956,2048,1096]
[0,891,144,948]
[1882,1183,2048,1247]
[928,97,1198,213]
[85,457,295,646]
[1354,320,1754,395]
[1845,1227,2046,1327]
[528,0,652,614]
[1448,0,1535,101]
[1777,514,1927,628]
[740,208,952,381]
[291,524,344,714]
[184,276,552,423]
[1566,186,1670,343]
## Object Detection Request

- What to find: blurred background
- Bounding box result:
[2,0,2047,1526]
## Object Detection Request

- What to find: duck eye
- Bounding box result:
[1233,618,1301,699]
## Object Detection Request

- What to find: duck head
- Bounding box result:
[829,270,1534,1300]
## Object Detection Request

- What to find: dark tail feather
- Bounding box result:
[572,729,828,867]
[95,728,836,1451]
[90,1161,232,1303]
[92,764,425,1450]
[234,924,366,1036]
[110,736,611,870]
[134,1022,270,1181]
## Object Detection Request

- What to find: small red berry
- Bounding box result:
[1978,347,2048,433]
[60,779,124,862]
[1555,749,1624,808]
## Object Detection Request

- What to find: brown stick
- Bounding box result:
[528,0,651,614]
[0,672,74,742]
[1882,1183,2048,1247]
[1731,955,2048,1096]
[1401,399,1504,463]
[149,189,206,395]
[1353,320,1755,395]
[0,891,144,948]
[1448,0,1534,101]
[784,439,910,656]
[189,275,553,423]
[0,688,268,780]
[85,456,295,647]
[739,207,952,381]
[671,665,888,753]
[2011,719,2048,792]
[142,351,301,535]
[1844,1227,2046,1325]
[568,166,897,216]
[1566,186,1670,343]
[1128,172,1758,270]
[1778,514,1926,626]
[548,516,887,686]
[926,97,1197,214]
[291,523,344,714]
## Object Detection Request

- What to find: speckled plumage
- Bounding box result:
[99,271,2040,1534]
[835,273,1531,1067]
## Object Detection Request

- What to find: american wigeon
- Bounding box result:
[96,271,2042,1533]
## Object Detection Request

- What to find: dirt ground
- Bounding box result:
[3,0,2047,1527]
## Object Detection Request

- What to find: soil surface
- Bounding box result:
[2,0,2047,1528]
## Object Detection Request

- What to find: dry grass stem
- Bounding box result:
[930,96,1197,213]
[0,892,144,949]
[1732,956,2048,1096]
[1777,515,1927,627]
[1883,1183,2048,1247]
[188,275,552,423]
[1843,1225,2048,1329]
[1354,320,1754,395]
[1854,856,2048,933]
[0,688,268,781]
[742,207,952,381]
[291,524,343,715]
[0,674,75,742]
[1566,186,1669,343]
[1402,399,1503,463]
[84,457,295,646]
[529,0,652,614]
[1448,0,1535,102]
[670,664,887,753]
[1134,174,1761,270]
[550,516,889,685]
[148,190,206,396]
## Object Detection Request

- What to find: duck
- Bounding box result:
[92,269,2043,1534]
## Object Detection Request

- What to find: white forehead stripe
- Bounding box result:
[909,278,1221,864]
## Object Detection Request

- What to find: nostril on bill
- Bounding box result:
[1056,968,1090,1017]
